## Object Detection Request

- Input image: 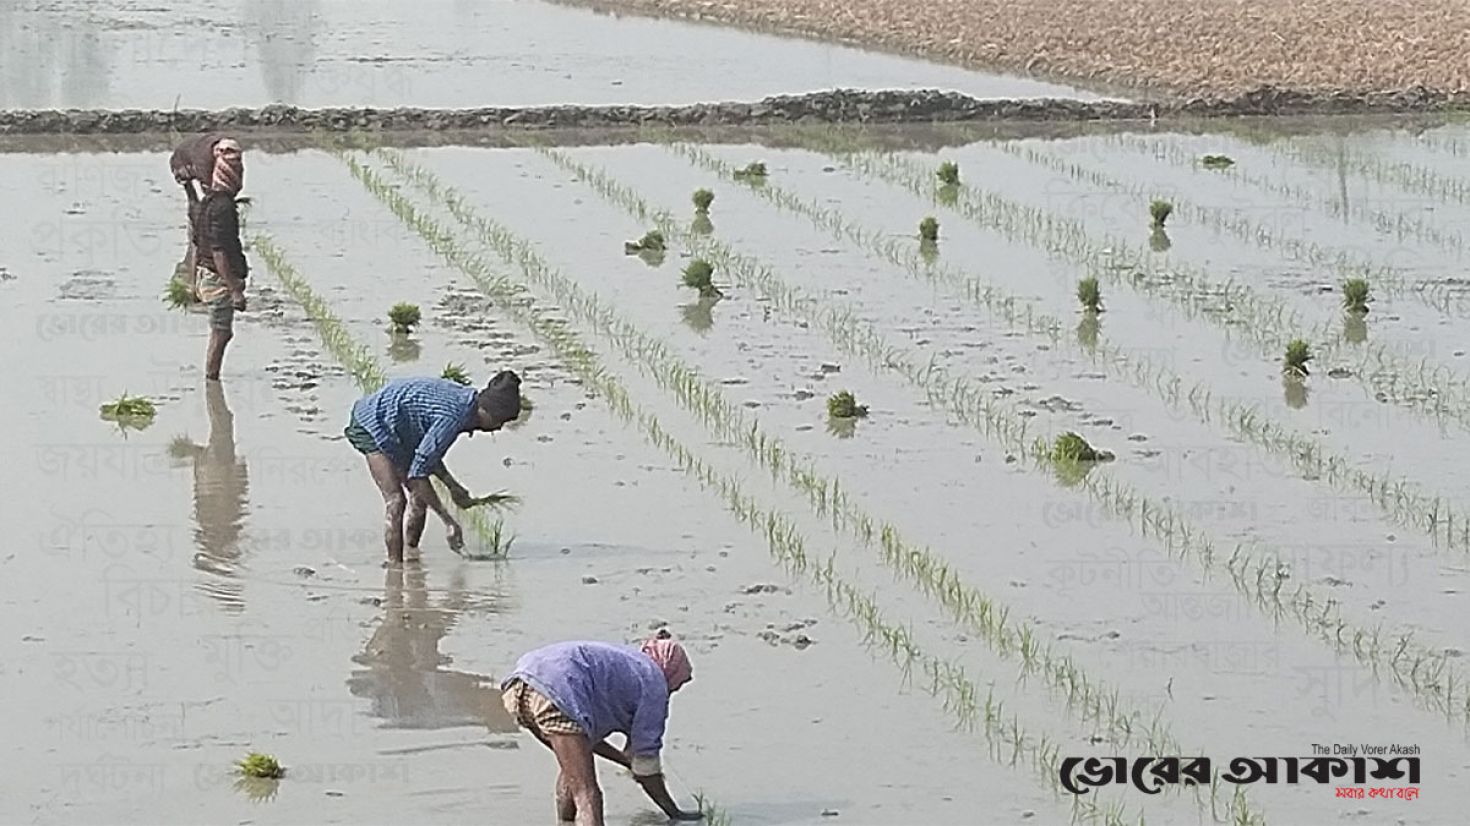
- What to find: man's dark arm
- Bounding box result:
[633,772,703,821]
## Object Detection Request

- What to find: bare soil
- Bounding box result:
[555,0,1470,96]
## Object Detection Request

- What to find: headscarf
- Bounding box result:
[211,139,244,195]
[641,635,693,692]
[477,369,522,423]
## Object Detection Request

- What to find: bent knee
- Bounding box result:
[384,491,407,515]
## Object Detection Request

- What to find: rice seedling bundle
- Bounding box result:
[388,302,421,333]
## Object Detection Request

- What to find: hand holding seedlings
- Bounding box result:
[346,371,523,563]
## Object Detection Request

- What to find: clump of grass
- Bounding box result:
[163,277,196,310]
[1341,278,1371,314]
[937,161,960,186]
[1076,277,1103,313]
[1050,431,1108,462]
[387,302,421,333]
[692,188,714,213]
[459,517,516,560]
[441,362,472,386]
[100,393,156,423]
[1149,199,1173,228]
[235,752,284,779]
[1283,338,1312,377]
[732,161,768,181]
[919,216,939,243]
[624,229,666,254]
[681,259,722,298]
[826,390,869,419]
[1201,154,1235,169]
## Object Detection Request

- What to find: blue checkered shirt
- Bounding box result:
[350,377,478,479]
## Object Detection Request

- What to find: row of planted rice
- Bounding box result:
[5,115,1465,824]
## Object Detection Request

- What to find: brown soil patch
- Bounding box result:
[561,0,1470,96]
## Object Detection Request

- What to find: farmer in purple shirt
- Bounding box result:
[344,371,522,563]
[502,635,703,825]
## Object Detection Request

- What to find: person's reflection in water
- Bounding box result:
[347,565,516,733]
[242,0,322,105]
[175,381,251,611]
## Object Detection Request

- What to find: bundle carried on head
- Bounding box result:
[477,369,522,423]
[169,132,244,194]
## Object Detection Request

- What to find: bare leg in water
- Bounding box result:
[205,328,232,382]
[365,452,407,563]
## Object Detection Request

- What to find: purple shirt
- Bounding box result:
[504,641,670,757]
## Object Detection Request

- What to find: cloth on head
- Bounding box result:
[477,369,522,423]
[211,140,244,195]
[640,637,692,691]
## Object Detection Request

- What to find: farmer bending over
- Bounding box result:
[502,636,704,825]
[345,371,521,563]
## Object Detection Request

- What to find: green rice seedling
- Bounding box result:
[732,161,768,181]
[681,259,722,298]
[1149,199,1173,228]
[100,393,157,424]
[692,188,714,213]
[441,362,472,385]
[1343,313,1367,345]
[624,229,666,254]
[235,752,284,779]
[1200,154,1235,169]
[1051,432,1112,463]
[1341,278,1371,314]
[827,390,869,419]
[163,276,196,310]
[1282,338,1312,377]
[387,302,421,333]
[1148,227,1171,253]
[460,517,515,559]
[937,161,961,186]
[919,216,940,242]
[1077,277,1103,313]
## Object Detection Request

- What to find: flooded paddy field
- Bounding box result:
[0,0,1104,111]
[3,114,1470,825]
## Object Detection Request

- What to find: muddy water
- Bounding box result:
[5,120,1470,826]
[0,0,1102,110]
[399,141,1468,824]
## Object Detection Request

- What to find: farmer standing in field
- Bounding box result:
[170,132,249,381]
[502,634,704,825]
[344,371,522,563]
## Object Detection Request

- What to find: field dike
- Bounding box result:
[657,141,1470,555]
[532,142,1470,722]
[337,143,1277,823]
[792,127,1470,442]
[319,148,1191,825]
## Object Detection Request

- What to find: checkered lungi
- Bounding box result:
[501,679,583,736]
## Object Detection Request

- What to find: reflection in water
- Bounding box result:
[1343,312,1368,345]
[240,0,322,104]
[1076,313,1100,352]
[387,334,423,363]
[177,382,251,611]
[1283,376,1310,410]
[1148,227,1172,253]
[680,297,719,336]
[0,0,113,107]
[346,565,516,732]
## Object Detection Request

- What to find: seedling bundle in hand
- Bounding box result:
[441,362,472,385]
[163,277,196,310]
